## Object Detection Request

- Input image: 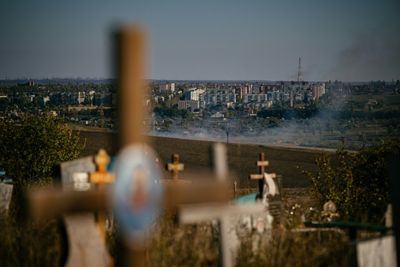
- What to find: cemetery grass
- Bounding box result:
[0,211,354,267]
[107,213,354,267]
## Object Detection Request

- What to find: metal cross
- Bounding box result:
[89,149,114,240]
[167,154,184,180]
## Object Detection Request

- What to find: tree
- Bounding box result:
[306,140,400,223]
[0,113,83,216]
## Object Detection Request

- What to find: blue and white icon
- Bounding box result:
[112,144,163,242]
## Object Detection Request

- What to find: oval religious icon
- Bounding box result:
[112,144,163,242]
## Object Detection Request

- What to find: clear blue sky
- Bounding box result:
[0,0,399,81]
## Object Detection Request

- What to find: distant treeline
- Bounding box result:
[257,106,318,120]
[153,106,190,118]
[257,108,400,120]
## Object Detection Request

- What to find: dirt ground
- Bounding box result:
[77,130,333,188]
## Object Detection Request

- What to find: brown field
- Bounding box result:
[77,130,333,188]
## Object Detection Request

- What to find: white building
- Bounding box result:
[202,88,237,107]
[184,88,205,101]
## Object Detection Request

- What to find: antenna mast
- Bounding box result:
[297,57,302,83]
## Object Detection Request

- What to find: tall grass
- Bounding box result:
[0,214,63,267]
[1,212,353,266]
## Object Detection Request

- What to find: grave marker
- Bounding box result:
[60,155,112,267]
[113,26,158,267]
[166,154,184,180]
[249,152,269,198]
[89,149,115,240]
[248,152,283,222]
[60,156,95,191]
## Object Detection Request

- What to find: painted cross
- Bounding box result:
[89,149,115,240]
[166,154,184,180]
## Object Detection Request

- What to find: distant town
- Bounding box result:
[1,78,399,149]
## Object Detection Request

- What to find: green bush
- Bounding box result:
[307,140,400,223]
[0,114,83,187]
[0,113,83,217]
[0,113,82,266]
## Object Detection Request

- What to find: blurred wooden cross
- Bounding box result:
[89,149,114,240]
[166,154,184,180]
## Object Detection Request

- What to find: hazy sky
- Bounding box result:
[0,0,399,81]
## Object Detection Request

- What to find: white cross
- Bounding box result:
[180,143,265,267]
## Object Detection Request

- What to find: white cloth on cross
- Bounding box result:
[263,172,278,197]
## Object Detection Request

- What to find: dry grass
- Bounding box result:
[0,208,354,267]
[236,231,352,267]
[146,213,353,267]
[0,214,64,267]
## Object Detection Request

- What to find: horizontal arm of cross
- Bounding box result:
[28,180,231,221]
[257,160,269,167]
[167,163,184,172]
[29,188,109,221]
[90,172,115,184]
[249,174,263,180]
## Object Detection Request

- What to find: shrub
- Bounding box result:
[307,140,400,223]
[0,113,83,218]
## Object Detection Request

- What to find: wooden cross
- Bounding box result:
[109,26,230,266]
[89,149,114,240]
[249,152,269,198]
[166,154,184,180]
